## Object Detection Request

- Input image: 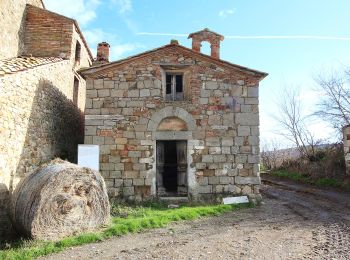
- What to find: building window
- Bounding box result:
[73,77,79,106]
[165,74,183,101]
[75,41,81,65]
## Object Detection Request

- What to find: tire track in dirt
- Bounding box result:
[261,178,350,259]
[42,179,349,260]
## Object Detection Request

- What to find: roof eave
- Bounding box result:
[79,44,268,81]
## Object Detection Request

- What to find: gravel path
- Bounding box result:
[42,177,350,260]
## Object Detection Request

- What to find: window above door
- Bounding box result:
[159,64,191,102]
[165,73,184,101]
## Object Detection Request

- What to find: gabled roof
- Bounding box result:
[188,28,224,41]
[80,43,268,80]
[0,56,64,76]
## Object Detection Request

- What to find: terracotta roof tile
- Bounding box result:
[0,56,64,76]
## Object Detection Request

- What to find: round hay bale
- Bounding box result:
[11,160,110,240]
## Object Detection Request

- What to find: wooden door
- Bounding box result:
[176,141,187,195]
[156,141,165,195]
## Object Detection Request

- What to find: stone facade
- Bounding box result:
[0,61,85,192]
[343,125,350,175]
[0,1,92,240]
[81,30,267,203]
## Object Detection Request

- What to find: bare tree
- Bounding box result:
[261,139,283,170]
[314,69,350,132]
[273,86,321,160]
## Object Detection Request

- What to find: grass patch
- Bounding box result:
[0,203,251,259]
[314,178,350,191]
[314,178,341,187]
[266,170,350,191]
[268,170,311,183]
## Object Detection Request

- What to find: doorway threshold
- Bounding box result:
[159,196,189,204]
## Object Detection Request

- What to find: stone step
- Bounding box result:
[159,196,189,204]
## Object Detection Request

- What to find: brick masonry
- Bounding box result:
[24,4,93,64]
[82,38,267,203]
[0,0,43,59]
[188,28,224,59]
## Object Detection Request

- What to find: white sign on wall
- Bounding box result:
[78,145,99,171]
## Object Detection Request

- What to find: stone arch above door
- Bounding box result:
[147,106,196,132]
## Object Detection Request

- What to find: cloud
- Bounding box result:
[44,0,101,26]
[90,41,144,61]
[110,43,144,60]
[307,122,335,141]
[110,0,133,14]
[299,89,324,102]
[124,17,139,33]
[83,28,118,46]
[83,27,144,60]
[218,9,235,18]
[109,0,137,32]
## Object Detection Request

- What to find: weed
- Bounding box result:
[0,203,251,259]
[315,178,341,187]
[269,170,311,183]
[267,170,350,191]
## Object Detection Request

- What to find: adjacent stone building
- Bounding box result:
[342,125,350,175]
[81,29,267,203]
[0,0,92,239]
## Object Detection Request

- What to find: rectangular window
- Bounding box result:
[75,41,81,65]
[166,74,172,94]
[73,77,79,106]
[165,74,183,101]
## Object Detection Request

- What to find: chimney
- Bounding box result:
[96,42,110,63]
[188,28,224,59]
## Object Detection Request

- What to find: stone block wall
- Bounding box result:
[0,184,12,240]
[0,0,92,240]
[0,61,85,239]
[83,45,263,202]
[343,125,350,175]
[70,25,93,110]
[0,0,43,59]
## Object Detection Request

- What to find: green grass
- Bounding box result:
[0,203,251,259]
[266,170,350,191]
[268,170,311,183]
[314,178,341,187]
[314,178,350,191]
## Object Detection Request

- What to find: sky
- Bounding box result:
[45,0,350,148]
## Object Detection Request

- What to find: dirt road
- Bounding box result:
[43,176,350,260]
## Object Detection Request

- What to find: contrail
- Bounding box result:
[137,32,350,41]
[137,32,188,37]
[225,35,350,40]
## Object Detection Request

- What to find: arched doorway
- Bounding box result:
[156,116,188,196]
[147,106,197,198]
